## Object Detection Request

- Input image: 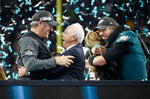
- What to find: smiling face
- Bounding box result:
[98,27,114,40]
[30,21,54,39]
[41,22,53,39]
[61,23,84,49]
[61,26,73,48]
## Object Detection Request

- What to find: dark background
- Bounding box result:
[0,0,150,80]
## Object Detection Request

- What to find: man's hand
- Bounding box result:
[91,46,107,55]
[18,66,26,77]
[100,46,107,54]
[91,46,101,55]
[55,55,74,67]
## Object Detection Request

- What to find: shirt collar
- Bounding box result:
[66,44,77,51]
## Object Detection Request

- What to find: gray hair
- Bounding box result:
[30,21,38,27]
[69,23,85,43]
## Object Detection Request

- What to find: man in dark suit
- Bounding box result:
[18,23,85,80]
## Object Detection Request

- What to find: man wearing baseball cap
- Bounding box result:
[89,17,148,80]
[17,10,74,80]
[31,10,59,26]
[94,16,119,30]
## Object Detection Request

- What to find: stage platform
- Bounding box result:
[0,80,150,99]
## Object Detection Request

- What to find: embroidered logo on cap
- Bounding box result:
[98,20,104,24]
[40,17,52,21]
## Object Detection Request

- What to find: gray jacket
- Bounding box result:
[16,31,56,80]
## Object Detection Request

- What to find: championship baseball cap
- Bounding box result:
[94,17,119,30]
[32,10,59,26]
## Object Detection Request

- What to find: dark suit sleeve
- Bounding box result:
[45,49,78,77]
[30,65,67,79]
[46,65,66,77]
[30,50,75,79]
[46,50,76,77]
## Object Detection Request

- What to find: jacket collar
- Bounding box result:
[105,26,129,48]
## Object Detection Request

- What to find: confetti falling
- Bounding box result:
[0,0,150,80]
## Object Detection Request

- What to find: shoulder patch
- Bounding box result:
[116,36,130,42]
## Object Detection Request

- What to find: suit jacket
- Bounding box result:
[30,43,85,80]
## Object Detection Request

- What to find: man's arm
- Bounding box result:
[18,37,74,72]
[89,42,129,66]
[30,49,77,79]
